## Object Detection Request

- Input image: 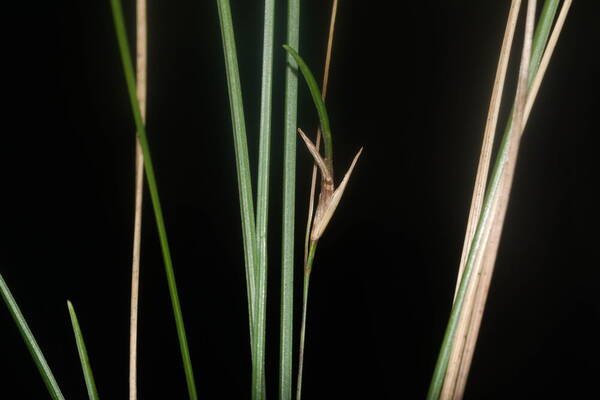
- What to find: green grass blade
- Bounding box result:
[0,272,65,400]
[528,0,560,85]
[254,0,276,398]
[280,1,300,399]
[216,0,258,327]
[282,45,333,163]
[426,2,560,399]
[108,1,198,398]
[216,0,257,326]
[67,301,100,400]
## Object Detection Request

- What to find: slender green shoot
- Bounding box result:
[427,1,565,398]
[215,0,258,328]
[109,1,198,398]
[216,0,268,397]
[254,0,276,398]
[296,242,317,400]
[283,45,333,165]
[280,1,300,399]
[67,301,100,400]
[0,272,65,400]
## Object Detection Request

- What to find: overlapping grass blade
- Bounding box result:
[216,0,268,398]
[215,0,259,329]
[280,1,300,399]
[67,301,100,400]
[427,1,568,398]
[0,272,65,400]
[448,2,572,398]
[254,0,276,398]
[109,1,198,398]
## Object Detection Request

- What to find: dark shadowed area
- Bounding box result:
[1,1,598,398]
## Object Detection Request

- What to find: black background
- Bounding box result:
[1,1,599,399]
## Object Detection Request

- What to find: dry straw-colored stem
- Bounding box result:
[449,2,573,398]
[452,0,522,300]
[129,0,146,399]
[442,2,525,395]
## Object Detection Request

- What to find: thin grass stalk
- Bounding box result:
[440,1,539,397]
[452,0,522,300]
[254,0,276,398]
[442,0,524,396]
[129,0,147,399]
[215,0,259,345]
[426,2,538,398]
[296,242,316,400]
[280,0,300,398]
[109,1,198,398]
[298,3,339,398]
[451,2,571,397]
[444,0,561,396]
[0,273,65,400]
[304,0,338,265]
[67,301,100,400]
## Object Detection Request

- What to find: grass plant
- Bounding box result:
[0,1,577,398]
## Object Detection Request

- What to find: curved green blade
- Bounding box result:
[67,301,100,400]
[0,271,65,400]
[283,45,333,164]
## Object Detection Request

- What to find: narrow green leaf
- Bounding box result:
[108,1,198,398]
[216,0,258,328]
[280,1,300,399]
[529,0,560,85]
[426,2,561,399]
[67,301,100,400]
[282,45,333,164]
[254,0,276,398]
[0,272,65,400]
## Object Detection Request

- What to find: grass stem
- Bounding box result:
[427,3,535,400]
[109,1,198,398]
[129,0,147,399]
[254,0,276,398]
[280,1,300,399]
[449,2,571,397]
[295,242,317,400]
